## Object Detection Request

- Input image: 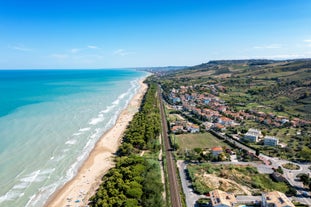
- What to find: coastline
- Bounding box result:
[45,78,148,207]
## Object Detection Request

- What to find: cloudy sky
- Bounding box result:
[0,0,311,69]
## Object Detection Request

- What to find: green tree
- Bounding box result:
[299,147,311,161]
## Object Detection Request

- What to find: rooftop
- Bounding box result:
[264,191,294,207]
[210,189,236,207]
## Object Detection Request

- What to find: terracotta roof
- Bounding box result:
[211,146,223,151]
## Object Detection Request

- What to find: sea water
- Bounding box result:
[0,69,147,207]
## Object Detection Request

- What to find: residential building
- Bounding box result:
[211,146,223,157]
[171,125,184,134]
[218,116,234,126]
[244,128,262,143]
[214,123,226,131]
[210,189,237,207]
[187,124,200,133]
[262,191,294,207]
[264,136,279,146]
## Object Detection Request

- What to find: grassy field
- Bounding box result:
[175,132,230,149]
[168,113,184,122]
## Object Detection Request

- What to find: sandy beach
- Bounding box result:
[45,79,147,207]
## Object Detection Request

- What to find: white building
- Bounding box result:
[264,136,279,146]
[244,128,262,143]
[210,189,236,207]
[262,191,294,207]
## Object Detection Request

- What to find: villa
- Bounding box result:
[264,136,279,146]
[244,128,262,143]
[211,146,223,157]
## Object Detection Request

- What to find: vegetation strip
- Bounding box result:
[89,83,164,207]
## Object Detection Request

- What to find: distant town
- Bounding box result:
[153,59,311,207]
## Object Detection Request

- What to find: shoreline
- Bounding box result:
[45,78,148,207]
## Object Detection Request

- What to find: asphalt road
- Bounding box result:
[177,160,207,207]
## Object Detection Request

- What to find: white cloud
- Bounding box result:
[70,48,81,53]
[113,49,135,56]
[304,39,311,43]
[253,44,282,49]
[9,45,32,52]
[87,45,98,49]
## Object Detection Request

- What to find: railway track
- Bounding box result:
[158,86,182,207]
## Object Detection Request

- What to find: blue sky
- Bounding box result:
[0,0,310,69]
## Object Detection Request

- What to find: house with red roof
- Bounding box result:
[211,146,223,157]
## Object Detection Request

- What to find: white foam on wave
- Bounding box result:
[0,168,56,205]
[20,170,41,183]
[89,89,133,127]
[90,129,100,139]
[40,168,55,175]
[101,105,114,114]
[79,127,91,132]
[112,99,120,105]
[88,116,104,125]
[26,182,59,207]
[73,132,82,136]
[20,169,55,184]
[25,193,36,207]
[118,92,127,99]
[12,182,29,190]
[65,139,77,145]
[112,90,130,106]
[0,190,21,203]
[64,128,105,186]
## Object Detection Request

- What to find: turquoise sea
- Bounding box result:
[0,69,147,207]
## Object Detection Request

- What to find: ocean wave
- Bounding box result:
[90,128,101,139]
[112,99,120,105]
[25,193,36,207]
[20,169,55,184]
[12,182,29,190]
[65,139,77,145]
[88,116,105,125]
[20,170,41,183]
[78,127,91,132]
[0,168,55,205]
[101,105,114,114]
[26,182,58,207]
[0,190,21,203]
